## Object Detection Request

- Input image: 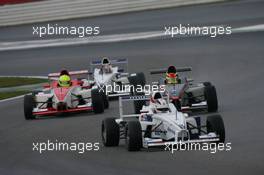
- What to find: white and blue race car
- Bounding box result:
[101,92,225,151]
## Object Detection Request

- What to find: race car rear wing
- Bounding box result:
[90,58,128,73]
[118,95,150,120]
[48,70,91,80]
[90,58,128,66]
[150,67,192,74]
[118,95,170,120]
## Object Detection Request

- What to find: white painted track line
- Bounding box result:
[0,24,264,52]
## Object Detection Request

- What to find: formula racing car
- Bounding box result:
[101,92,225,151]
[150,66,218,113]
[24,70,105,120]
[91,57,146,98]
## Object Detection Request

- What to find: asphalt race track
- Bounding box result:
[0,0,264,175]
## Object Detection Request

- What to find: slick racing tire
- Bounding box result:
[133,92,146,114]
[91,89,104,114]
[103,93,109,109]
[128,73,146,114]
[128,72,146,87]
[206,115,225,143]
[204,85,218,112]
[101,118,120,146]
[102,91,109,109]
[24,95,36,120]
[126,121,142,151]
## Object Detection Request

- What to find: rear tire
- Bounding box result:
[101,91,109,109]
[92,89,104,114]
[128,73,146,114]
[24,95,35,120]
[133,92,146,114]
[101,118,120,146]
[204,85,218,112]
[128,72,146,87]
[126,121,142,151]
[206,115,225,143]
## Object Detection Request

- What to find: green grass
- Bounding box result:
[0,77,47,88]
[0,91,29,100]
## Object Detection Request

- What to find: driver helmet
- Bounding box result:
[166,66,178,84]
[58,74,71,87]
[101,57,112,73]
[150,92,169,112]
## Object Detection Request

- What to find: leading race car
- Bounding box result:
[91,57,146,98]
[150,66,218,113]
[101,92,225,151]
[23,70,105,120]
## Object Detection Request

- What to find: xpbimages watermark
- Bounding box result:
[165,141,232,154]
[98,83,166,95]
[164,24,232,38]
[32,140,100,154]
[32,24,100,38]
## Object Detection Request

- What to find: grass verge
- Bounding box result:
[0,91,29,100]
[0,77,47,88]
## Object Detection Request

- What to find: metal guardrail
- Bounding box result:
[0,0,225,27]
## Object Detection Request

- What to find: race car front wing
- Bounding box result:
[32,105,93,116]
[143,133,219,148]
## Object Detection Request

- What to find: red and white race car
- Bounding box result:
[23,70,105,120]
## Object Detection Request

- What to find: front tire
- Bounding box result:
[126,121,142,151]
[204,85,218,112]
[24,95,35,120]
[101,118,120,146]
[91,89,104,114]
[206,115,225,143]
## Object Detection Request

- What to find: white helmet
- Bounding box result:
[150,92,169,112]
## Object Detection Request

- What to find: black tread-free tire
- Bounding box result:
[204,85,218,112]
[24,95,35,120]
[91,89,104,114]
[102,91,109,109]
[126,121,142,151]
[206,115,225,143]
[128,72,146,87]
[128,72,146,114]
[133,92,146,114]
[101,118,120,146]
